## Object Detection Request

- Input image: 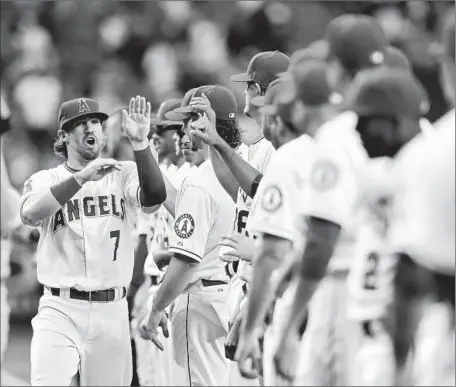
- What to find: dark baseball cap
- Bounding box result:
[230,51,290,87]
[164,88,200,121]
[384,46,411,71]
[277,59,332,107]
[150,98,183,132]
[277,42,329,78]
[58,98,109,131]
[344,68,425,118]
[166,85,238,121]
[326,14,388,71]
[251,79,293,123]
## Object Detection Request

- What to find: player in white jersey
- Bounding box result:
[130,98,186,386]
[20,96,166,386]
[386,14,455,386]
[141,85,241,386]
[270,15,392,385]
[235,59,337,385]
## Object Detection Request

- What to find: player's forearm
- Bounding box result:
[209,147,239,202]
[132,142,167,207]
[151,254,198,312]
[162,174,177,218]
[243,235,292,335]
[213,139,262,199]
[21,177,82,226]
[129,235,148,293]
[153,250,173,271]
[284,216,341,332]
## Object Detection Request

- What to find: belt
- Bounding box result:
[48,286,126,303]
[201,279,227,287]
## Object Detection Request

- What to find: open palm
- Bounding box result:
[122,95,151,142]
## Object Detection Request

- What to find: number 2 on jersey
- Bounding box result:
[363,252,380,290]
[110,230,120,261]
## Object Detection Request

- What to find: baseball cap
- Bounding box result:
[277,59,332,106]
[150,98,183,133]
[230,51,290,87]
[326,14,388,71]
[58,98,109,131]
[166,85,238,121]
[251,79,292,122]
[277,42,329,78]
[384,46,411,71]
[344,68,425,118]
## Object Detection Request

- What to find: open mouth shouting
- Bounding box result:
[84,134,97,148]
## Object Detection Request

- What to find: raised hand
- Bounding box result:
[74,158,121,185]
[188,94,222,146]
[122,95,151,144]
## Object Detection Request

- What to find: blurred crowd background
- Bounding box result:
[1,0,454,319]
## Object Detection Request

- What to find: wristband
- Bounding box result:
[50,176,82,206]
[251,173,263,198]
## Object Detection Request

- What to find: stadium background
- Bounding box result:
[1,0,454,383]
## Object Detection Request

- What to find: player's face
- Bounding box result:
[154,130,175,158]
[244,82,261,118]
[68,116,105,161]
[173,131,183,157]
[183,115,204,152]
[179,133,193,163]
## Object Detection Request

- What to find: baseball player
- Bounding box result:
[386,14,455,385]
[20,96,166,386]
[235,60,336,385]
[142,85,241,386]
[270,14,391,385]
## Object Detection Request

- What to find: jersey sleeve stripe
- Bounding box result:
[168,246,202,263]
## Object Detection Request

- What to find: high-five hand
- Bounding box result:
[74,158,122,185]
[188,94,222,146]
[122,95,151,145]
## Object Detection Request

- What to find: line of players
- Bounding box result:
[127,12,455,387]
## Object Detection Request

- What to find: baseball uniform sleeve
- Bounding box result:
[303,142,357,229]
[20,170,53,228]
[168,185,214,263]
[247,152,300,243]
[122,161,160,213]
[257,141,275,174]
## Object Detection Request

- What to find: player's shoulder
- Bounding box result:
[272,134,314,168]
[26,163,66,182]
[316,111,358,142]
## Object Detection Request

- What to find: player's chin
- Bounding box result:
[182,149,193,161]
[79,147,101,161]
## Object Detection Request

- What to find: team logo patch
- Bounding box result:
[174,214,195,239]
[78,98,91,113]
[262,186,283,212]
[311,160,339,191]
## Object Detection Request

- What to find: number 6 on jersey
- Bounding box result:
[110,230,120,261]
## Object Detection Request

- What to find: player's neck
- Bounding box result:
[66,151,98,171]
[175,155,185,168]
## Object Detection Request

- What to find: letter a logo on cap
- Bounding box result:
[78,98,91,113]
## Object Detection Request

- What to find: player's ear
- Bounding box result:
[57,129,69,143]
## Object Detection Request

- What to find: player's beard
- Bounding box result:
[77,144,101,161]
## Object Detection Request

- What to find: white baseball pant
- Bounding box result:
[171,279,231,386]
[295,271,360,387]
[30,289,132,386]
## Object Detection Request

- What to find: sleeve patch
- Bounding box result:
[311,160,339,191]
[261,186,283,212]
[174,214,195,239]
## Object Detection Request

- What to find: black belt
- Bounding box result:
[49,286,126,302]
[201,279,227,287]
[149,275,159,286]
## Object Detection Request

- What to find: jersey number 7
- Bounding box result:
[110,230,120,261]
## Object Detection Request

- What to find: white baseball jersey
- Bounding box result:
[233,137,275,282]
[247,134,314,251]
[20,161,159,290]
[141,161,193,277]
[302,111,362,272]
[168,160,235,283]
[387,110,455,274]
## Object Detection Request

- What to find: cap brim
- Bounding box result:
[230,72,251,82]
[251,96,266,108]
[164,109,189,121]
[259,104,278,115]
[64,112,109,130]
[150,117,183,127]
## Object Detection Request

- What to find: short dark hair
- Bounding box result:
[215,118,242,149]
